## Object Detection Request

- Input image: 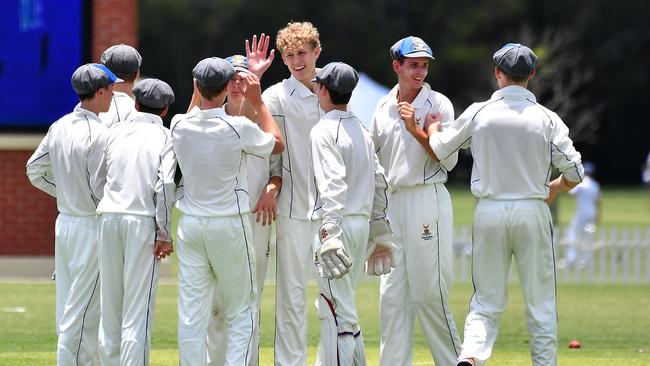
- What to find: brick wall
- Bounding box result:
[91,0,138,62]
[0,149,57,255]
[0,0,137,256]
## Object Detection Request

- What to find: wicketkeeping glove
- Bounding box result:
[366,219,396,276]
[318,222,353,279]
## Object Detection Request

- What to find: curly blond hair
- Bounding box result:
[276,21,322,54]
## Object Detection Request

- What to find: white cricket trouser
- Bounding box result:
[275,216,318,366]
[54,213,101,366]
[177,214,256,366]
[316,215,368,366]
[564,213,596,267]
[379,183,461,366]
[206,213,271,366]
[97,213,160,366]
[459,199,557,366]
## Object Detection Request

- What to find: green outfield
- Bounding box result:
[1,186,648,365]
[1,281,648,365]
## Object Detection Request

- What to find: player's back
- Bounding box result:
[97,112,171,215]
[463,86,582,200]
[171,107,274,217]
[46,106,108,215]
[309,110,377,220]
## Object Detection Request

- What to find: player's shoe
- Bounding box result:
[457,358,476,366]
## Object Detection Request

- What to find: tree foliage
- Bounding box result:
[139,0,650,184]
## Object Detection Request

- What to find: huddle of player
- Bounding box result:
[27,20,583,366]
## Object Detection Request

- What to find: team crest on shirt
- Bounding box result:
[421,224,433,240]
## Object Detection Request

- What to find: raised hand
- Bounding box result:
[239,72,263,105]
[246,33,276,78]
[423,113,442,137]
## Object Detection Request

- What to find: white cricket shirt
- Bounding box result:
[26,105,108,216]
[98,91,136,128]
[171,106,275,217]
[371,83,458,191]
[430,85,584,200]
[569,175,600,218]
[262,75,323,219]
[308,110,388,224]
[96,112,176,241]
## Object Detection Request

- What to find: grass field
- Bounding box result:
[1,281,648,365]
[1,186,648,365]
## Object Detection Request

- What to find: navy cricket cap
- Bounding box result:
[390,36,434,60]
[100,44,142,75]
[192,57,236,88]
[226,55,250,73]
[312,62,359,94]
[132,78,175,109]
[71,63,122,95]
[493,43,538,78]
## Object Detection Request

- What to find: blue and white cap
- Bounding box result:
[390,36,434,60]
[71,63,122,95]
[225,55,250,73]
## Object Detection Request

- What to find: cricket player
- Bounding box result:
[309,62,395,366]
[426,43,583,366]
[206,48,282,366]
[563,162,600,268]
[96,78,176,366]
[261,21,324,365]
[98,44,142,128]
[171,57,284,366]
[370,36,462,365]
[26,63,118,365]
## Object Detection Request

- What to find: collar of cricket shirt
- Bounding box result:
[73,104,102,122]
[322,109,353,121]
[390,82,432,110]
[188,105,228,120]
[131,111,163,126]
[288,75,317,98]
[493,85,536,102]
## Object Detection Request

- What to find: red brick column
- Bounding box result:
[0,149,58,255]
[92,0,138,62]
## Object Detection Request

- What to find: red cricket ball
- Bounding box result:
[568,339,581,349]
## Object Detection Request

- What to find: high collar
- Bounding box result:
[322,109,353,120]
[288,75,317,98]
[73,104,101,122]
[492,85,536,102]
[188,105,228,119]
[130,111,164,126]
[389,82,432,109]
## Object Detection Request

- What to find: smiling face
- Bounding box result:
[393,57,429,90]
[280,44,321,85]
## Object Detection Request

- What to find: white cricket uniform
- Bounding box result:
[564,175,600,266]
[370,83,462,366]
[309,110,389,366]
[206,107,282,366]
[262,75,323,366]
[171,106,275,366]
[429,85,583,366]
[26,105,108,365]
[98,91,137,128]
[96,112,176,366]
